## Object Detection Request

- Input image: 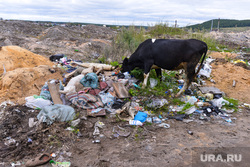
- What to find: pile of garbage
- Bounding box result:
[23,55,247,127]
[1,54,250,166]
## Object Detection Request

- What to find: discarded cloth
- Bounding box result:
[37,104,75,125]
[99,81,108,90]
[89,89,101,96]
[80,73,99,89]
[66,92,103,109]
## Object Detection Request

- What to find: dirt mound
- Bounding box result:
[41,26,85,41]
[208,52,250,103]
[0,46,54,74]
[208,30,250,48]
[82,25,116,39]
[0,20,44,37]
[0,46,63,104]
[0,65,63,104]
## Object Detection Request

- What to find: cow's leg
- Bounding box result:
[143,73,150,88]
[142,62,153,88]
[155,68,162,80]
[176,63,196,97]
[176,75,189,97]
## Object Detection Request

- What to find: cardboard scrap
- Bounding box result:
[112,82,130,98]
[198,86,223,95]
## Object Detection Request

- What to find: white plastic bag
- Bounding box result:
[25,96,52,109]
[149,78,158,88]
[211,97,229,109]
[198,63,212,78]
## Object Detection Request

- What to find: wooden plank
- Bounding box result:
[48,82,63,104]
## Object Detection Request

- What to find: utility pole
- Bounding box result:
[211,19,213,31]
[217,18,220,32]
[175,20,177,28]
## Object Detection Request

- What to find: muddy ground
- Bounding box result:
[0,20,250,167]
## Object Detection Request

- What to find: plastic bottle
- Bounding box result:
[129,120,143,126]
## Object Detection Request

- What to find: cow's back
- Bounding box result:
[142,39,206,70]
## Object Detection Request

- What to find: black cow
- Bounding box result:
[121,39,207,97]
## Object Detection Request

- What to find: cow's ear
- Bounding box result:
[123,57,128,65]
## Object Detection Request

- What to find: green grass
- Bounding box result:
[104,23,242,62]
[222,97,239,111]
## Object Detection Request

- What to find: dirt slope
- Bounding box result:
[208,52,250,103]
[0,46,54,73]
[0,46,62,104]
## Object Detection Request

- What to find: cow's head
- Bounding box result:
[121,57,131,73]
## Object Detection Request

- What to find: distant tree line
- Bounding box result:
[186,19,250,30]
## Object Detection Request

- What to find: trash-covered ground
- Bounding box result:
[0,48,249,167]
[0,21,250,167]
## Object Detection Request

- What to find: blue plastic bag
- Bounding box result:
[134,111,148,123]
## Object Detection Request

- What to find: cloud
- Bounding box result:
[0,0,249,26]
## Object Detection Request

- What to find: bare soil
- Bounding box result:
[207,52,250,103]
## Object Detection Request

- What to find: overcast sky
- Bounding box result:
[0,0,249,27]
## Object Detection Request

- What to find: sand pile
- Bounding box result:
[0,46,62,104]
[208,52,250,103]
[0,46,54,74]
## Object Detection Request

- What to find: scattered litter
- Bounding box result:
[92,140,101,144]
[183,119,194,123]
[129,120,143,126]
[157,123,170,128]
[50,160,71,167]
[210,97,229,109]
[187,130,193,135]
[184,106,197,115]
[147,99,168,109]
[87,108,106,117]
[71,118,81,127]
[4,137,16,146]
[152,117,162,124]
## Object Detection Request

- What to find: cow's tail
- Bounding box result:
[195,43,208,76]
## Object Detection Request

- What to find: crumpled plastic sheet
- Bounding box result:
[25,96,52,109]
[37,104,75,125]
[211,97,229,109]
[198,63,212,78]
[147,99,168,109]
